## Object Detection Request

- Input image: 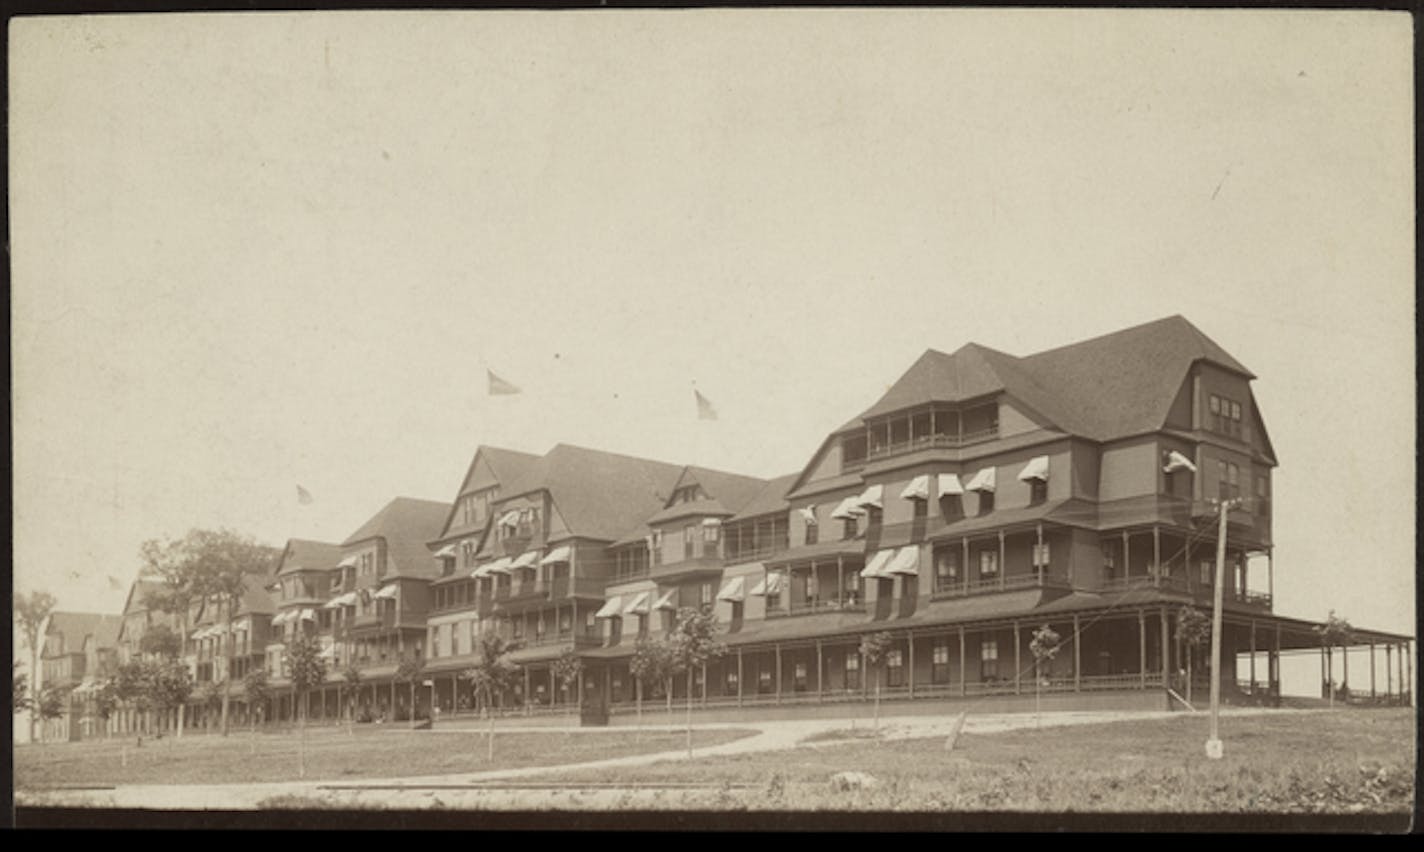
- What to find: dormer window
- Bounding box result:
[1209,394,1244,438]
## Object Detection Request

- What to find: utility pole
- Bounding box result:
[1206,496,1238,760]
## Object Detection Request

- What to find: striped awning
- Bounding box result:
[623,591,651,615]
[798,506,818,525]
[372,585,398,601]
[860,549,895,579]
[900,475,930,501]
[299,608,317,622]
[965,467,997,493]
[498,510,521,528]
[855,484,884,510]
[481,557,513,576]
[595,596,623,619]
[938,473,965,497]
[701,517,722,527]
[829,497,865,520]
[749,572,786,596]
[434,544,458,559]
[653,590,679,610]
[510,551,539,570]
[336,555,358,569]
[717,576,746,603]
[540,546,571,565]
[884,546,921,576]
[271,610,293,626]
[1017,456,1050,482]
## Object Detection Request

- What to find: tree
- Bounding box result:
[630,635,677,738]
[37,682,72,724]
[92,677,121,739]
[198,680,225,732]
[341,663,363,734]
[242,667,272,753]
[1029,624,1062,728]
[138,624,182,660]
[283,632,328,779]
[858,631,894,732]
[550,647,585,723]
[140,529,279,738]
[114,659,156,736]
[1315,610,1354,707]
[461,630,522,762]
[16,589,57,743]
[395,657,425,729]
[146,657,195,738]
[14,660,33,716]
[667,606,728,758]
[1176,606,1212,706]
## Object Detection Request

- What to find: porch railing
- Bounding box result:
[765,598,867,619]
[929,572,1069,600]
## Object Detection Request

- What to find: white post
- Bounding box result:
[1206,498,1232,759]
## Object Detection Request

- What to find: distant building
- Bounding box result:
[39,612,121,742]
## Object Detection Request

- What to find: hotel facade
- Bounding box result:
[88,316,1411,738]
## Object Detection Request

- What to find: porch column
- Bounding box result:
[1249,621,1257,693]
[837,558,844,607]
[523,666,531,715]
[1072,613,1081,692]
[549,668,556,707]
[1405,643,1412,702]
[908,631,915,699]
[959,625,967,697]
[1369,642,1376,700]
[1159,605,1169,686]
[451,673,458,714]
[1138,609,1147,688]
[390,679,396,715]
[998,530,1006,590]
[737,648,744,707]
[576,669,584,709]
[1153,526,1161,584]
[1274,623,1282,698]
[1035,523,1044,582]
[1267,550,1274,604]
[1013,621,1021,695]
[1320,647,1327,698]
[603,665,610,708]
[1122,530,1130,579]
[1343,641,1350,697]
[701,663,707,705]
[1385,644,1393,700]
[962,539,970,594]
[816,639,824,702]
[775,643,782,705]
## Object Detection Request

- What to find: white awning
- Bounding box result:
[855,484,884,510]
[653,590,679,610]
[510,551,539,570]
[326,591,358,608]
[764,572,786,595]
[938,473,965,497]
[716,576,746,603]
[885,546,921,576]
[965,467,997,493]
[595,596,623,619]
[701,517,722,527]
[336,555,358,569]
[1163,451,1198,473]
[270,610,292,626]
[300,608,317,622]
[317,644,337,660]
[798,506,817,525]
[433,544,457,559]
[623,591,651,615]
[829,497,865,520]
[1017,456,1050,482]
[498,510,521,528]
[540,546,571,565]
[372,585,398,601]
[860,549,895,579]
[900,475,930,501]
[322,596,345,609]
[482,557,513,576]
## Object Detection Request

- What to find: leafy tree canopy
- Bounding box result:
[858,631,894,665]
[1030,625,1062,661]
[1175,606,1213,646]
[284,633,329,694]
[139,624,183,659]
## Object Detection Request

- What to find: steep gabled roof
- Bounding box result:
[343,497,451,580]
[276,539,344,577]
[436,445,542,540]
[728,472,800,521]
[122,579,167,616]
[676,466,769,515]
[45,612,119,655]
[499,444,684,543]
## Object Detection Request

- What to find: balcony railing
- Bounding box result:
[863,429,1001,464]
[764,598,866,619]
[929,571,1068,600]
[724,541,790,565]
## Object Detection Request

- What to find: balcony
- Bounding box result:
[1097,574,1272,610]
[864,429,1000,463]
[513,632,602,651]
[929,571,1070,600]
[764,597,866,619]
[724,541,791,566]
[650,555,727,584]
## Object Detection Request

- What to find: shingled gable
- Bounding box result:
[276,539,344,577]
[434,445,541,541]
[343,497,451,580]
[45,612,112,655]
[497,443,684,544]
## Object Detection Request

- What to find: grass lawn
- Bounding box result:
[530,709,1417,813]
[14,724,756,787]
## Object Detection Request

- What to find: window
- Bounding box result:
[758,668,773,693]
[845,652,861,690]
[684,525,696,559]
[1200,561,1214,585]
[1209,393,1244,437]
[931,642,950,683]
[805,520,819,546]
[793,661,808,691]
[1033,542,1051,569]
[913,496,928,520]
[842,433,868,468]
[981,639,999,680]
[887,649,904,687]
[726,670,739,693]
[842,517,859,541]
[1256,475,1268,498]
[934,548,959,590]
[1030,479,1048,504]
[1209,394,1221,415]
[1218,460,1241,500]
[979,550,999,577]
[766,589,781,611]
[559,609,572,634]
[700,582,713,606]
[703,522,719,543]
[978,491,995,514]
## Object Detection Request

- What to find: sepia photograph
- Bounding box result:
[8,7,1416,831]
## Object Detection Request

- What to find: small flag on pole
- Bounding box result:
[297,485,314,505]
[695,389,718,421]
[488,369,522,396]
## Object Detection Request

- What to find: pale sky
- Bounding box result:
[10,10,1415,648]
